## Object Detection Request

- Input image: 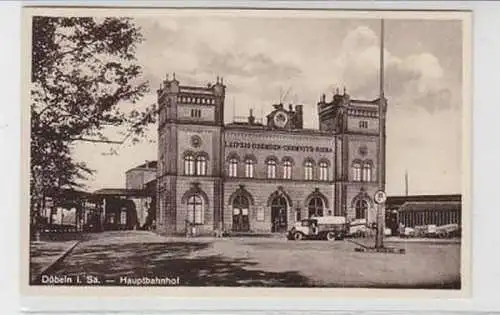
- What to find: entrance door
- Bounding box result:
[232,195,250,232]
[271,196,288,233]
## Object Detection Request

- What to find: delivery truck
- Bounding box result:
[287,216,347,241]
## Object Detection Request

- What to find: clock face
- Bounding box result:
[358,146,368,157]
[190,135,202,148]
[273,111,289,128]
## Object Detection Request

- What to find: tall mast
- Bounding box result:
[375,18,386,249]
[405,169,409,196]
[379,19,385,100]
[379,18,386,191]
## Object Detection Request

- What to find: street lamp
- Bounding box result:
[375,18,387,249]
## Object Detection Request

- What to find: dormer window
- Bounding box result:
[359,120,368,129]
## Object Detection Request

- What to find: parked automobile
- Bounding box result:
[287,216,347,241]
[347,218,369,237]
[401,227,416,238]
[435,223,460,238]
[399,223,460,238]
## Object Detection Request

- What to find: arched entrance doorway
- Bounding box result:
[355,199,369,219]
[271,196,288,233]
[232,195,250,232]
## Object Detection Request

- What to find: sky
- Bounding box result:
[72,13,465,196]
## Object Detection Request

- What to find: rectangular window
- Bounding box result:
[283,161,292,179]
[267,163,276,179]
[359,120,368,128]
[229,162,238,177]
[245,162,254,178]
[305,168,313,180]
[184,157,195,175]
[352,165,361,181]
[190,109,202,118]
[319,164,328,181]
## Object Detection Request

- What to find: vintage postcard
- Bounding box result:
[21,6,472,299]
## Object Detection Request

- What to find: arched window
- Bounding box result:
[362,162,372,182]
[283,159,292,179]
[244,159,254,178]
[355,199,369,219]
[187,195,203,224]
[229,158,238,177]
[184,154,195,175]
[352,162,361,181]
[304,160,314,180]
[266,159,277,179]
[196,155,207,176]
[308,197,324,217]
[319,161,329,181]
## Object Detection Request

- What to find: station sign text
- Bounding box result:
[225,141,333,153]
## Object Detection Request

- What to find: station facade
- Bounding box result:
[156,75,386,235]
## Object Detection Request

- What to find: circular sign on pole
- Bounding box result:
[374,190,387,204]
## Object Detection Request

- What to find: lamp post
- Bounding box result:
[375,18,387,249]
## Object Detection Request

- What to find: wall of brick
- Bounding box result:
[175,177,216,234]
[177,104,215,122]
[347,115,379,134]
[345,182,379,222]
[347,135,379,182]
[126,169,156,189]
[177,126,220,176]
[224,130,335,181]
[223,179,334,233]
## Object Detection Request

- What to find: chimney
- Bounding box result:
[288,104,293,113]
[248,109,255,125]
[294,105,303,129]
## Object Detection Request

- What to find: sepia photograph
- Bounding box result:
[22,7,471,297]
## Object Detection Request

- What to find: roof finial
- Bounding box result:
[216,76,220,84]
[343,86,347,95]
[173,72,176,80]
[221,76,224,84]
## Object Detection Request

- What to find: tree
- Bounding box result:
[30,16,156,222]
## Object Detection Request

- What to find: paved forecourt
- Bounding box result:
[38,231,461,288]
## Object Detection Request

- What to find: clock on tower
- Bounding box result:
[273,111,289,128]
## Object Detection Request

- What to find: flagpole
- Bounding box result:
[375,18,386,249]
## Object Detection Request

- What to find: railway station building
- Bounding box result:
[155,75,386,235]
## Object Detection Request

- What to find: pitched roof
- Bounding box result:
[398,201,461,212]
